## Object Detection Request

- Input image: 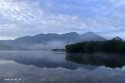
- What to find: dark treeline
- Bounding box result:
[65,38,125,68]
[66,38,125,54]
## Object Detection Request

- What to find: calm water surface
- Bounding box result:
[0,51,125,83]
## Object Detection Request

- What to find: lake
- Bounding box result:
[0,51,125,83]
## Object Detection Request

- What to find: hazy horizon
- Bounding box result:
[0,0,125,40]
[0,31,123,40]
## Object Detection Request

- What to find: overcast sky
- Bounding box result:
[0,0,125,40]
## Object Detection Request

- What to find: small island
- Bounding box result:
[52,49,65,52]
[65,37,125,68]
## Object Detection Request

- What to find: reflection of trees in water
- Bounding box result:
[66,53,125,68]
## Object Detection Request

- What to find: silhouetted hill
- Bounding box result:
[14,32,79,44]
[0,32,106,50]
[13,32,106,44]
[80,32,106,41]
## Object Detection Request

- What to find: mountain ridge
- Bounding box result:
[0,32,106,50]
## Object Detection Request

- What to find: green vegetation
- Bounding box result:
[65,38,125,68]
[66,38,125,54]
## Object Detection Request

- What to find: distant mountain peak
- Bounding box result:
[61,32,79,38]
[46,33,58,35]
[85,32,96,34]
[81,32,106,41]
[62,32,78,35]
[112,36,123,41]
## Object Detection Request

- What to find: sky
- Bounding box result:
[0,0,125,40]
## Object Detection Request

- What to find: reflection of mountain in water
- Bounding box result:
[0,51,125,83]
[0,51,97,70]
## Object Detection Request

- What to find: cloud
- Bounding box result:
[0,0,125,39]
[109,0,125,7]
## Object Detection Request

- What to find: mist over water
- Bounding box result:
[0,51,125,83]
[24,40,66,50]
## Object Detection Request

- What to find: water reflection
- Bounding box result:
[66,53,125,68]
[0,51,97,70]
[0,51,125,83]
